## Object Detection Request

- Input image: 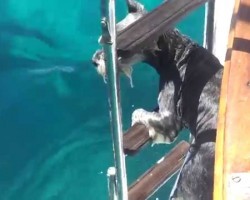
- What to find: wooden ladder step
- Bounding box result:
[128,141,190,200]
[117,0,208,52]
[123,124,150,155]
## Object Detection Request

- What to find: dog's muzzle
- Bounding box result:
[91,49,135,87]
[92,50,108,82]
[92,50,103,67]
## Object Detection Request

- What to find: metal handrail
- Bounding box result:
[100,0,128,199]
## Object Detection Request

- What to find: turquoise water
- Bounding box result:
[0,0,204,199]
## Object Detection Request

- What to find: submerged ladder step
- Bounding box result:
[128,141,190,200]
[123,124,150,155]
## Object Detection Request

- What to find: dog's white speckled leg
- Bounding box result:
[132,108,159,137]
[131,108,173,143]
[131,109,159,127]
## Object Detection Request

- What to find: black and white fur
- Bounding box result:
[92,1,223,199]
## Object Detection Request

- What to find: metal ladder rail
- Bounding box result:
[101,0,128,199]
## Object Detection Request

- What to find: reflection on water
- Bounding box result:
[0,0,204,199]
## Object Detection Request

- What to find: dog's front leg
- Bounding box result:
[132,108,177,144]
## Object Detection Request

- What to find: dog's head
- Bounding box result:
[92,0,146,85]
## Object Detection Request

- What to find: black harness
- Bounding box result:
[175,46,222,140]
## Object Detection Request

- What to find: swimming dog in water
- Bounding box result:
[92,1,223,199]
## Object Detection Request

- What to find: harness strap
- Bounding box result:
[195,129,216,145]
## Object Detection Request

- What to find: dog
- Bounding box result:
[92,1,223,199]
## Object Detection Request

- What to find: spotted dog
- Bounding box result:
[92,1,223,199]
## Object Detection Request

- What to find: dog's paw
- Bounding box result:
[131,108,178,144]
[131,109,172,144]
[151,131,176,144]
[131,108,158,140]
